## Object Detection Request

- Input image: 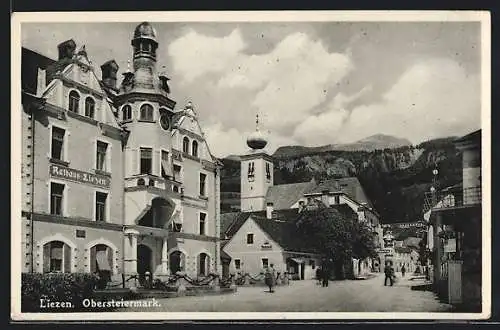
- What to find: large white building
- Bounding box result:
[20,22,222,283]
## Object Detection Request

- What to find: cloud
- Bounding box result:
[168,30,353,136]
[168,29,246,83]
[338,58,480,143]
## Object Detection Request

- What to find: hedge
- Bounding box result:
[21,273,99,312]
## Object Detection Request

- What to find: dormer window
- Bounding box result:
[85,97,95,119]
[139,104,154,121]
[122,105,132,121]
[182,137,190,154]
[192,140,198,157]
[68,90,80,113]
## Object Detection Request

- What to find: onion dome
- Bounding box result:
[247,114,268,150]
[133,22,158,42]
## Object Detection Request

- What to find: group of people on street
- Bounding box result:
[315,265,330,287]
[384,261,407,286]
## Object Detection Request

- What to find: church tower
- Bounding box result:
[240,115,274,212]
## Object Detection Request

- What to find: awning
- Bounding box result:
[289,257,305,264]
[161,159,171,175]
[96,250,111,271]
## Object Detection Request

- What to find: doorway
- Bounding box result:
[137,244,152,275]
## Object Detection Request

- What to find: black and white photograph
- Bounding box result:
[11,11,490,320]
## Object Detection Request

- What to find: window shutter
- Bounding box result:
[197,254,201,275]
[180,253,186,271]
[129,148,138,176]
[90,246,97,273]
[154,149,160,176]
[43,243,50,273]
[63,243,71,273]
[107,246,113,274]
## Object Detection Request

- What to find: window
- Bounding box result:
[51,127,65,160]
[122,105,132,121]
[198,253,210,276]
[247,162,255,179]
[246,233,254,245]
[68,90,80,113]
[262,258,269,269]
[96,141,108,171]
[266,162,271,181]
[161,150,169,179]
[192,140,198,157]
[43,241,71,273]
[182,137,189,153]
[85,97,95,118]
[199,173,207,197]
[199,212,206,235]
[50,182,64,215]
[173,164,182,182]
[90,244,113,274]
[234,259,241,270]
[140,148,152,174]
[95,192,107,222]
[140,104,154,121]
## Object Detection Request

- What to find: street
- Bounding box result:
[123,273,452,312]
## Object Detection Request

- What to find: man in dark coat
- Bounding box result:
[384,263,394,286]
[322,264,329,287]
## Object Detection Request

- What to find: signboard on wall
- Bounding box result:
[50,164,110,188]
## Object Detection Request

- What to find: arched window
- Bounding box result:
[85,97,95,118]
[90,244,113,274]
[169,251,186,274]
[140,104,154,121]
[192,140,198,157]
[43,240,71,273]
[68,90,80,113]
[122,105,132,121]
[197,253,210,276]
[182,137,190,153]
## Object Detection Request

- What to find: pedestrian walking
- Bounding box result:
[264,264,276,293]
[322,265,329,287]
[316,267,322,285]
[401,264,406,277]
[384,263,393,286]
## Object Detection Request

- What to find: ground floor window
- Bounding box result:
[234,259,241,270]
[262,258,269,269]
[198,253,210,276]
[169,251,186,274]
[43,240,71,273]
[90,244,113,274]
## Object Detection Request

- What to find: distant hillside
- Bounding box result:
[219,136,462,223]
[273,134,412,158]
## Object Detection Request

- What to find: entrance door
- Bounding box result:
[300,262,305,280]
[137,244,152,275]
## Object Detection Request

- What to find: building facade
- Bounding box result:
[20,22,221,282]
[423,129,482,309]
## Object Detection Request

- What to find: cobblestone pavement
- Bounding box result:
[123,273,452,312]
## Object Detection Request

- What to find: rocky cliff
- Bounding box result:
[220,136,462,223]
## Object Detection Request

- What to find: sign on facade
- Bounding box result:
[50,164,111,188]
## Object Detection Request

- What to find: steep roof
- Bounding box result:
[22,47,56,94]
[454,129,481,145]
[265,180,316,209]
[222,205,356,254]
[306,177,374,208]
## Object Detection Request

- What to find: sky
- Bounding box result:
[22,21,482,157]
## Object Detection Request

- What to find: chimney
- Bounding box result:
[266,202,274,220]
[321,190,329,206]
[57,39,77,60]
[101,60,119,90]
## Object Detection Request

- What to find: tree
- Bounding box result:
[296,204,378,280]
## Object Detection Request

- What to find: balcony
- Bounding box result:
[125,174,183,196]
[423,186,481,214]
